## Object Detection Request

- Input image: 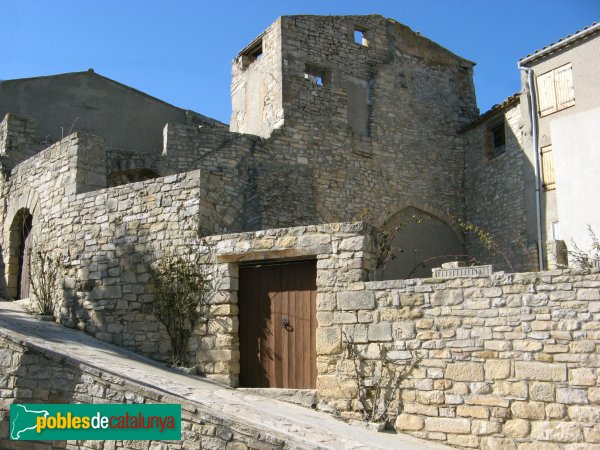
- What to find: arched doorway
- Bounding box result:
[7,209,34,299]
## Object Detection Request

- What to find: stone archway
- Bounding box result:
[7,209,35,299]
[377,206,465,280]
[3,188,42,299]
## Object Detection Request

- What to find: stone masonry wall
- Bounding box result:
[225,15,479,276]
[0,132,246,382]
[0,337,287,450]
[0,114,47,174]
[327,268,600,449]
[464,100,536,272]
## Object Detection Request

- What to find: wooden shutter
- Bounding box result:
[537,70,557,116]
[541,145,556,191]
[537,63,575,117]
[554,64,575,110]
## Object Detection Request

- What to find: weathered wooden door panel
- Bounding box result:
[239,260,316,388]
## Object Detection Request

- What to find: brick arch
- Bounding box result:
[3,189,41,298]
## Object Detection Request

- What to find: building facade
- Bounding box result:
[466,22,600,270]
[0,16,599,444]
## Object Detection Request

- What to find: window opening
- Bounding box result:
[489,122,506,158]
[240,39,263,69]
[354,28,368,46]
[304,65,330,86]
[551,221,561,241]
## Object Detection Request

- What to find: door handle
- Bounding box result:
[282,318,290,329]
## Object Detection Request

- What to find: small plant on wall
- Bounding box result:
[569,225,600,269]
[29,248,64,318]
[151,251,210,367]
[342,332,420,425]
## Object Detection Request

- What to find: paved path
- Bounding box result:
[0,301,451,449]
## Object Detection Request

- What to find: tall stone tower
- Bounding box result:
[230,15,478,141]
[230,15,480,278]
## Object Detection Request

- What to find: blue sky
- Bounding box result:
[2,1,598,123]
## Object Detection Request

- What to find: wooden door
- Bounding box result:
[239,260,317,388]
[17,215,33,299]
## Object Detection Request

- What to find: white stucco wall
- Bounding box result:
[551,106,600,251]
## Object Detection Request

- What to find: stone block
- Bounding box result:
[333,311,357,324]
[569,368,596,386]
[530,382,555,402]
[482,287,502,297]
[316,375,357,399]
[339,236,365,251]
[368,323,392,341]
[511,401,546,419]
[403,402,439,417]
[431,289,464,306]
[568,405,600,424]
[484,340,511,351]
[485,360,510,380]
[417,390,445,405]
[457,405,489,419]
[472,419,501,435]
[447,434,480,448]
[589,387,600,405]
[530,421,584,443]
[445,394,464,405]
[514,361,566,381]
[480,437,518,450]
[445,362,484,381]
[395,414,424,431]
[503,419,530,438]
[514,340,543,352]
[337,291,375,310]
[546,403,567,419]
[493,381,528,399]
[392,321,416,340]
[465,395,509,407]
[584,424,600,444]
[556,388,589,405]
[316,327,341,355]
[92,285,122,300]
[424,417,471,433]
[317,293,336,311]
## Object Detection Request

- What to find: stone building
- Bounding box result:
[1,14,600,448]
[465,21,600,271]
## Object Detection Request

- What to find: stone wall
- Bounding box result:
[225,15,480,276]
[326,268,600,449]
[0,114,47,174]
[464,99,536,272]
[0,337,287,450]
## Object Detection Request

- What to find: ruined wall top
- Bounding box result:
[230,15,477,138]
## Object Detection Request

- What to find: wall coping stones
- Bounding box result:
[432,264,493,278]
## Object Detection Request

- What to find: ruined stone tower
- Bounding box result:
[230,15,479,276]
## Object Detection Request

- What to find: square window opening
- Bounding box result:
[304,65,330,86]
[354,28,368,46]
[240,39,263,69]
